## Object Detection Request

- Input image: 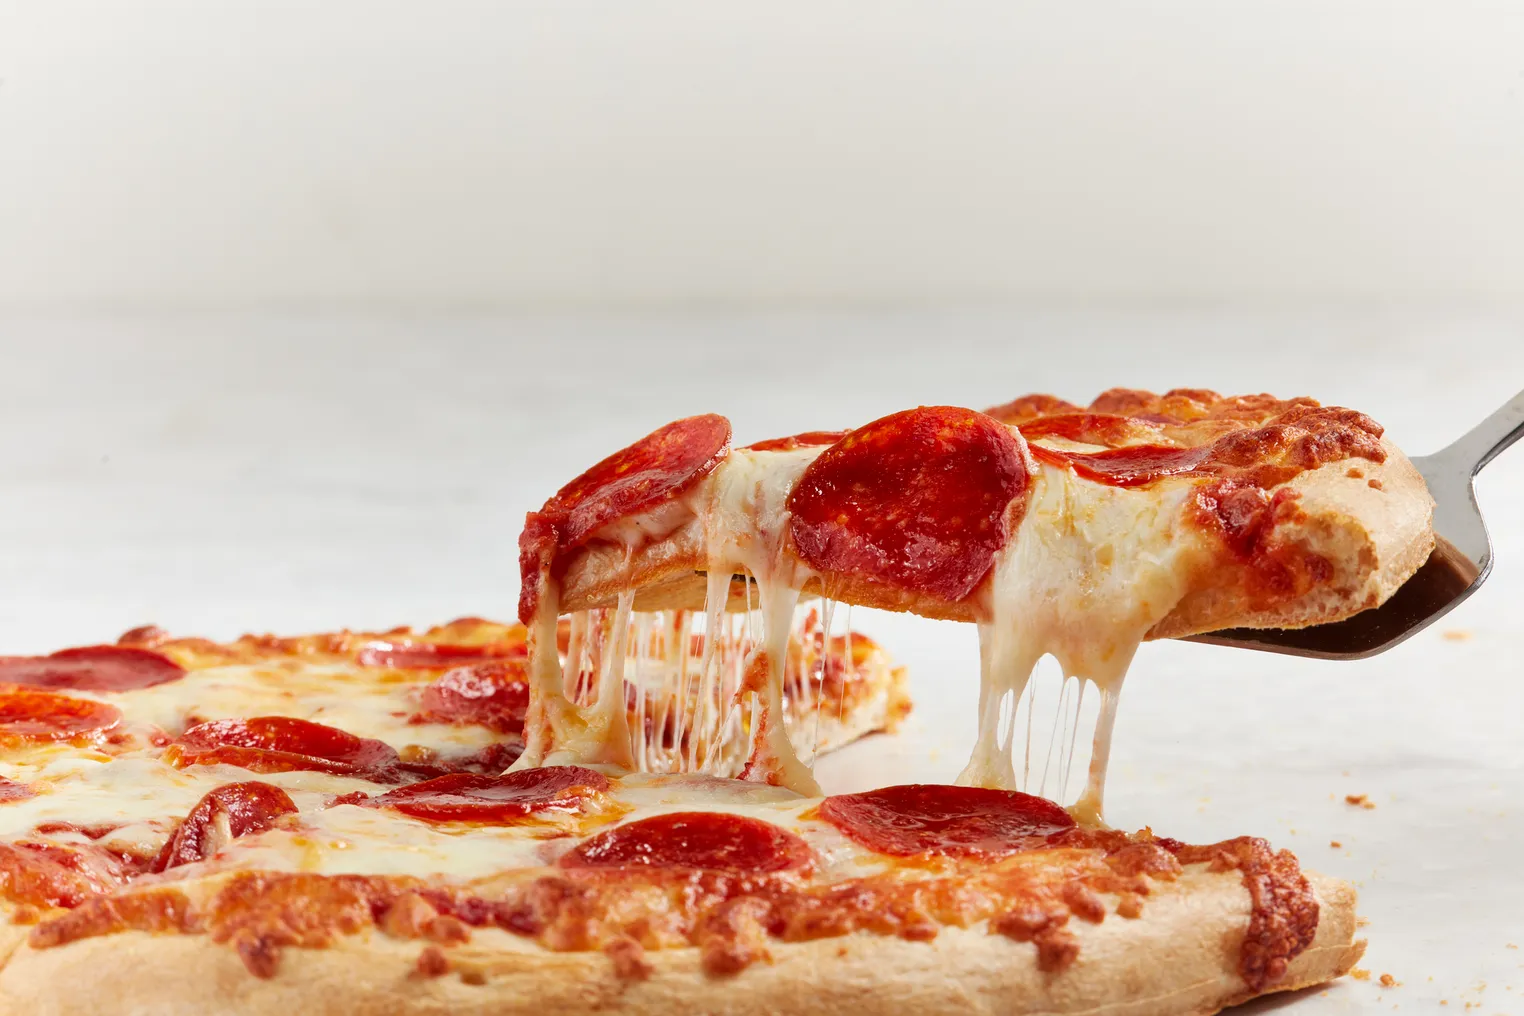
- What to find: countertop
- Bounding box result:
[2,311,1521,1013]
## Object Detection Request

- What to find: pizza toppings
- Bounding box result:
[356,640,524,669]
[1015,412,1167,448]
[411,661,530,734]
[0,839,138,910]
[154,782,299,871]
[743,430,848,453]
[518,413,733,623]
[787,406,1031,601]
[1007,393,1387,491]
[0,776,36,802]
[0,645,186,692]
[358,766,611,823]
[817,785,1075,858]
[564,812,814,874]
[167,716,414,782]
[0,686,123,744]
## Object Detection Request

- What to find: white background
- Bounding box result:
[2,4,1524,1014]
[1,2,1523,311]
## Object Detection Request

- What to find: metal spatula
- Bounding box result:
[1187,391,1524,660]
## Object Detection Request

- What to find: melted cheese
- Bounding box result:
[71,662,502,759]
[525,430,1229,820]
[956,467,1207,820]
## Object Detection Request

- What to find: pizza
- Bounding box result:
[0,388,1433,1015]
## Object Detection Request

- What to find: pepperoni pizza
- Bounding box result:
[496,388,1429,1013]
[0,389,1429,1015]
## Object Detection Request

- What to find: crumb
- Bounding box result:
[1508,943,1518,949]
[1381,973,1400,987]
[1342,770,1351,777]
[1346,793,1377,809]
[1358,917,1372,927]
[1352,968,1372,980]
[1331,840,1343,848]
[1368,478,1384,490]
[1347,467,1365,479]
[1443,629,1473,641]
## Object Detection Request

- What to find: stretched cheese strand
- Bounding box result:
[696,449,822,795]
[959,469,1203,822]
[512,580,636,772]
[739,575,819,794]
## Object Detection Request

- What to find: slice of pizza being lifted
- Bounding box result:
[516,389,1434,812]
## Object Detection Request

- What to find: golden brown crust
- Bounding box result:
[557,440,1435,637]
[0,871,1361,1016]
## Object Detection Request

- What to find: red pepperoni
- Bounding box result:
[549,414,733,550]
[520,415,732,623]
[168,717,404,780]
[0,646,185,693]
[412,661,529,734]
[817,785,1075,858]
[787,407,1030,601]
[356,640,525,669]
[0,777,35,803]
[1028,442,1207,487]
[358,766,610,823]
[154,782,299,871]
[743,430,848,453]
[0,687,122,744]
[0,840,133,909]
[562,811,813,873]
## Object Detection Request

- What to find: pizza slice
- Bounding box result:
[516,389,1433,809]
[490,387,1434,1011]
[0,387,1428,1016]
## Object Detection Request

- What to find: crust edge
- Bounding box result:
[0,872,1363,1016]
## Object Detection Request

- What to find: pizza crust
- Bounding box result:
[0,871,1362,1016]
[555,440,1435,639]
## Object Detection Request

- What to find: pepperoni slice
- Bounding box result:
[743,430,848,453]
[787,407,1030,601]
[0,687,122,744]
[0,840,133,909]
[546,414,732,550]
[1028,442,1207,487]
[412,661,529,734]
[168,717,403,780]
[358,766,609,823]
[154,782,298,871]
[0,646,185,692]
[817,785,1075,858]
[519,414,732,623]
[562,812,813,873]
[355,641,525,669]
[0,777,35,803]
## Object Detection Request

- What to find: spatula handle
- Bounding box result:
[1428,389,1524,478]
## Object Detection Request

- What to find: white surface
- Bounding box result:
[3,3,1524,310]
[1,311,1522,1013]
